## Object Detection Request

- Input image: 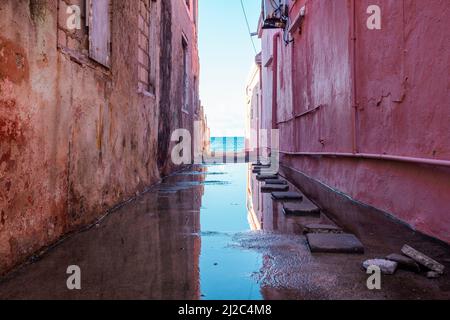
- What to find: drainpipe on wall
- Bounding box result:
[351,0,359,154]
[272,32,281,130]
[258,63,263,162]
[279,151,450,168]
[280,1,450,169]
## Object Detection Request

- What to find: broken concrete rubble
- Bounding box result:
[401,245,445,274]
[362,259,398,275]
[426,271,441,279]
[386,253,421,273]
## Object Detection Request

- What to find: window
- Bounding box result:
[182,36,189,113]
[138,0,157,95]
[194,75,199,114]
[87,0,111,68]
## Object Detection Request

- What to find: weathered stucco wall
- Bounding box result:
[245,62,261,152]
[0,0,201,274]
[259,0,450,242]
[158,0,200,175]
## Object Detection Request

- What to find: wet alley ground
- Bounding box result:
[0,163,449,300]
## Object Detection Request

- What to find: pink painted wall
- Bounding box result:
[259,0,450,242]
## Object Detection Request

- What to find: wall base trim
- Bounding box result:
[279,163,450,248]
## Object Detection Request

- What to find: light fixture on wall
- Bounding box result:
[262,0,288,29]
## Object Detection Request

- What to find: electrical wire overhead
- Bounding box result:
[240,0,257,54]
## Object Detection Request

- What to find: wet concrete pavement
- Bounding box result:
[0,163,449,300]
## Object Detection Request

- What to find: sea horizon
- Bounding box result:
[210,136,245,152]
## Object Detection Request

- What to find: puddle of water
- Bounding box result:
[200,164,249,232]
[200,234,262,300]
[199,163,263,300]
[1,163,449,300]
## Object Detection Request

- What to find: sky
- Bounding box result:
[199,0,262,138]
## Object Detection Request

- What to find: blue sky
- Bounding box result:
[199,0,261,137]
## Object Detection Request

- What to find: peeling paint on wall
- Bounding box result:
[0,37,29,84]
[0,0,203,275]
[29,0,47,23]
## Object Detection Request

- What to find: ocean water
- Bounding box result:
[210,137,245,152]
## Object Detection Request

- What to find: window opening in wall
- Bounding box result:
[182,36,189,113]
[138,0,157,95]
[88,0,112,68]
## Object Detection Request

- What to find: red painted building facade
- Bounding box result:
[0,0,205,274]
[255,0,450,243]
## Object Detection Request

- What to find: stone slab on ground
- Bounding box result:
[264,179,288,185]
[362,259,398,275]
[307,233,364,254]
[253,169,277,175]
[261,184,289,193]
[256,174,278,181]
[427,271,441,279]
[304,223,343,234]
[386,253,421,273]
[253,164,271,168]
[401,245,445,274]
[271,192,303,201]
[283,201,320,216]
[252,161,270,165]
[252,165,272,172]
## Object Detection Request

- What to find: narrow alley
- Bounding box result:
[0,163,448,299]
[1,0,450,304]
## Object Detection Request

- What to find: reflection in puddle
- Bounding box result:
[199,163,263,300]
[198,163,338,300]
[1,163,448,300]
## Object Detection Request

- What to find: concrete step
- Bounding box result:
[261,184,289,193]
[271,191,303,201]
[264,179,288,185]
[282,200,320,216]
[306,233,364,254]
[256,174,278,181]
[253,164,271,168]
[303,223,343,234]
[253,169,277,174]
